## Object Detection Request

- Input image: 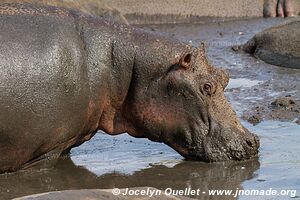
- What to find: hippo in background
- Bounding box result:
[240,19,300,69]
[264,0,300,17]
[0,3,259,173]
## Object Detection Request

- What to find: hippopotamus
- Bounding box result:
[0,3,259,173]
[264,0,300,17]
[241,20,300,69]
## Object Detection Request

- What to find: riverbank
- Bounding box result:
[105,0,264,24]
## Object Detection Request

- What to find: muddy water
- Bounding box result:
[1,18,300,200]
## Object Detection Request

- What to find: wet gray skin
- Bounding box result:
[0,4,259,173]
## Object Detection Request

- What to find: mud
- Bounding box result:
[243,96,300,125]
[1,17,300,200]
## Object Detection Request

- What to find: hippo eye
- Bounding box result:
[202,83,213,96]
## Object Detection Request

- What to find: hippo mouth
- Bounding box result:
[162,119,260,162]
[191,128,259,162]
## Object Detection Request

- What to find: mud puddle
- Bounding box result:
[1,18,299,200]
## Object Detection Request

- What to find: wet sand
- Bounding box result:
[106,0,264,24]
[1,17,300,200]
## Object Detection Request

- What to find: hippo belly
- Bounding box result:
[0,14,91,172]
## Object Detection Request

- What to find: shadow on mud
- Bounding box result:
[0,156,259,200]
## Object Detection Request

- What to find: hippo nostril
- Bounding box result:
[246,140,253,147]
[246,135,260,149]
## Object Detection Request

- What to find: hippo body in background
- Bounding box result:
[242,20,300,69]
[264,0,300,17]
[0,4,259,173]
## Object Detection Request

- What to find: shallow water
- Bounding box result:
[1,18,300,200]
[241,121,300,200]
[227,78,263,90]
[72,120,300,200]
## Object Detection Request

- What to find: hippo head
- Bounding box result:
[122,45,259,162]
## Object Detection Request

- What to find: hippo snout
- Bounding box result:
[165,121,260,162]
[199,123,260,162]
[246,133,260,150]
[229,130,260,161]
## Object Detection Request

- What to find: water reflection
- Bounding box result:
[0,156,259,200]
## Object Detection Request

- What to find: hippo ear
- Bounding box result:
[198,42,207,57]
[179,53,192,69]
